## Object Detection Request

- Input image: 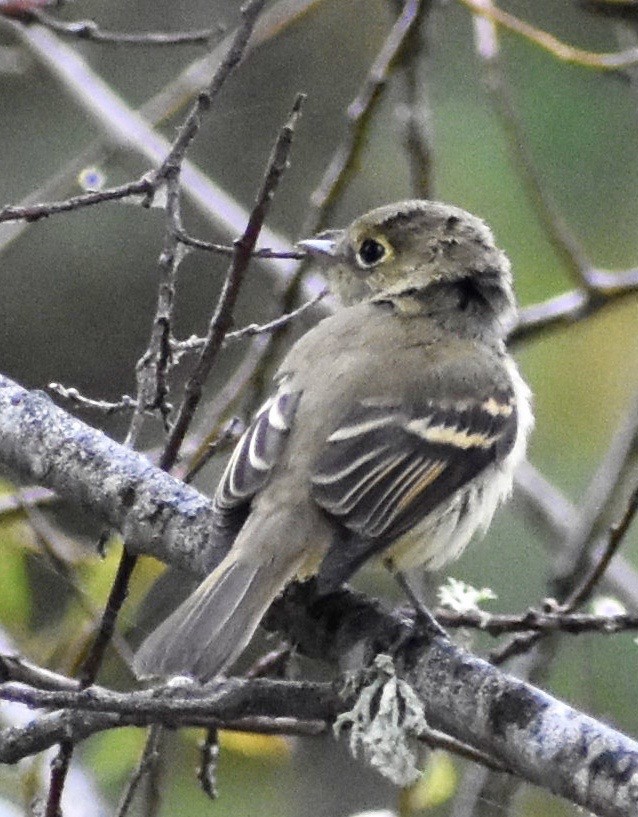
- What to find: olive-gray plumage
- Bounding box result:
[134,200,532,681]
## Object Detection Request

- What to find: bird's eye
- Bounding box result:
[356,238,387,267]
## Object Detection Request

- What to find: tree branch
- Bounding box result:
[0,374,221,576]
[2,372,638,816]
[0,677,333,764]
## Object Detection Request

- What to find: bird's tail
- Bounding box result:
[133,549,295,681]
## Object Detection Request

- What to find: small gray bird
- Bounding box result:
[134,200,533,681]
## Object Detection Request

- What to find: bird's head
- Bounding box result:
[298,200,516,328]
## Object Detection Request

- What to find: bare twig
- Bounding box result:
[497,392,638,663]
[0,653,79,691]
[45,741,73,817]
[417,723,511,774]
[471,3,598,291]
[0,485,57,517]
[28,9,222,46]
[305,0,423,233]
[435,606,638,636]
[392,0,436,198]
[457,0,638,68]
[490,483,638,663]
[0,0,323,293]
[51,17,277,805]
[3,12,317,292]
[178,337,272,478]
[565,483,638,610]
[48,383,138,415]
[159,93,306,471]
[183,418,243,484]
[0,177,155,223]
[514,461,638,607]
[115,724,163,817]
[0,677,336,752]
[126,3,269,447]
[197,728,219,800]
[44,549,140,817]
[552,390,638,599]
[127,173,183,444]
[172,289,327,355]
[0,705,325,764]
[56,178,183,814]
[176,230,305,260]
[154,0,266,179]
[508,268,638,343]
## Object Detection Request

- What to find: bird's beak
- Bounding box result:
[296,238,337,257]
[296,229,343,260]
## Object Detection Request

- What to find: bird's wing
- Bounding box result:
[311,392,518,546]
[212,388,301,537]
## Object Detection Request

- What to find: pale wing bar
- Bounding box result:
[212,389,301,532]
[311,395,517,544]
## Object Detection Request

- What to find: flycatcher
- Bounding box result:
[135,200,533,681]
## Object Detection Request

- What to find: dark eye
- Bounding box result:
[357,238,387,267]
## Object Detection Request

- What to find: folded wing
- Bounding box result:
[311,393,518,579]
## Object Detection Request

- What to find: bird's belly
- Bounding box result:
[381,462,514,571]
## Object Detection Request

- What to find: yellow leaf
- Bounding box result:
[219,730,291,761]
[403,752,457,811]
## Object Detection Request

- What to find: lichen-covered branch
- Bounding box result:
[0,374,221,576]
[2,372,638,815]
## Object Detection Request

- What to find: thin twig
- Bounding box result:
[6,14,329,316]
[183,418,243,484]
[197,728,219,800]
[472,2,598,291]
[490,483,638,663]
[0,654,79,691]
[94,13,271,805]
[0,177,154,223]
[154,0,266,179]
[304,0,423,233]
[392,0,435,199]
[552,390,638,600]
[69,174,188,817]
[36,8,271,808]
[48,383,138,415]
[0,0,322,289]
[127,171,183,444]
[457,0,638,68]
[29,9,222,46]
[0,485,57,517]
[127,0,269,447]
[176,230,305,260]
[178,335,275,479]
[115,724,163,817]
[172,289,327,355]
[507,267,638,344]
[0,677,337,736]
[435,606,638,636]
[0,706,326,763]
[565,483,638,610]
[417,724,511,774]
[515,462,638,606]
[159,93,306,471]
[44,549,139,817]
[45,740,73,817]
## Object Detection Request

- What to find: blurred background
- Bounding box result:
[1,1,638,815]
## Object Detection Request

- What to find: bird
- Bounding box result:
[134,199,533,681]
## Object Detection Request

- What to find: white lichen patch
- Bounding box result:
[334,654,428,786]
[437,577,497,618]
